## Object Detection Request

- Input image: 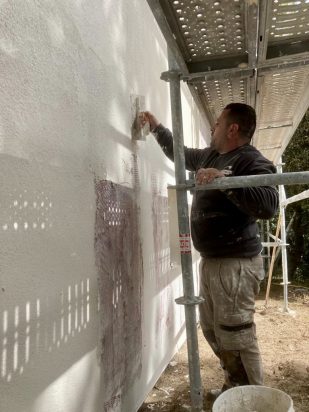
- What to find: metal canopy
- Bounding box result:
[147,0,309,164]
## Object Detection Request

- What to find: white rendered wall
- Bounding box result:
[0,1,209,412]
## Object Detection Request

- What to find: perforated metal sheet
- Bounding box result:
[254,66,309,162]
[148,0,309,163]
[269,0,309,43]
[168,0,246,60]
[259,67,308,126]
[194,76,249,119]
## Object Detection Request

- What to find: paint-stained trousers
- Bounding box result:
[199,256,264,388]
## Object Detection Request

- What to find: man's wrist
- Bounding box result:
[151,123,163,134]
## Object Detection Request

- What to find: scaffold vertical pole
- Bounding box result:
[167,50,204,411]
[277,161,289,312]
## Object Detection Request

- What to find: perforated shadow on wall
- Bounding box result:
[95,180,143,412]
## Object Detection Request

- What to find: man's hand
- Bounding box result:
[195,168,226,185]
[140,111,160,132]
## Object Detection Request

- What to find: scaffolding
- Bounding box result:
[146,1,309,410]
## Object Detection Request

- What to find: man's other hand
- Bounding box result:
[196,168,225,185]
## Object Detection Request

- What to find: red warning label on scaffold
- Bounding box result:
[179,233,191,254]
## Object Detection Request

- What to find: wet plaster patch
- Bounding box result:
[95,180,143,412]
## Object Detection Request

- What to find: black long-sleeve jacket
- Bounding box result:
[154,125,279,258]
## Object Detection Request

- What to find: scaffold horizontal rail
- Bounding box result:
[262,242,289,247]
[168,171,309,191]
[281,189,309,207]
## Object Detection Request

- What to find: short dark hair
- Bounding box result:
[224,103,256,140]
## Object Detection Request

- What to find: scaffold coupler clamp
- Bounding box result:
[175,296,204,306]
[160,69,182,82]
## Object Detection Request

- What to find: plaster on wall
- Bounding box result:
[0,0,208,411]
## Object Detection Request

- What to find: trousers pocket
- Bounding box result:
[218,326,255,351]
[218,260,241,298]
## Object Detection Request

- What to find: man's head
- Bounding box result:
[210,103,256,153]
[224,103,256,140]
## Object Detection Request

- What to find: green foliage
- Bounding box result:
[283,109,309,197]
[282,109,309,282]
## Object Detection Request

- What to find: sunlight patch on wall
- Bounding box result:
[1,189,53,232]
[0,279,91,383]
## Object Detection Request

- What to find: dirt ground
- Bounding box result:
[138,285,309,411]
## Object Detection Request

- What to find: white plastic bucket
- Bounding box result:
[212,385,294,412]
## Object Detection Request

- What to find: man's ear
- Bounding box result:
[227,123,239,138]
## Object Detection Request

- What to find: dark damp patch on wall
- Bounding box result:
[94,180,143,411]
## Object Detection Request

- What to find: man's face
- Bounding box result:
[210,109,230,153]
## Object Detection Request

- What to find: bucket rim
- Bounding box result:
[212,385,294,411]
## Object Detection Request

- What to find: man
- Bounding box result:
[142,103,278,394]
